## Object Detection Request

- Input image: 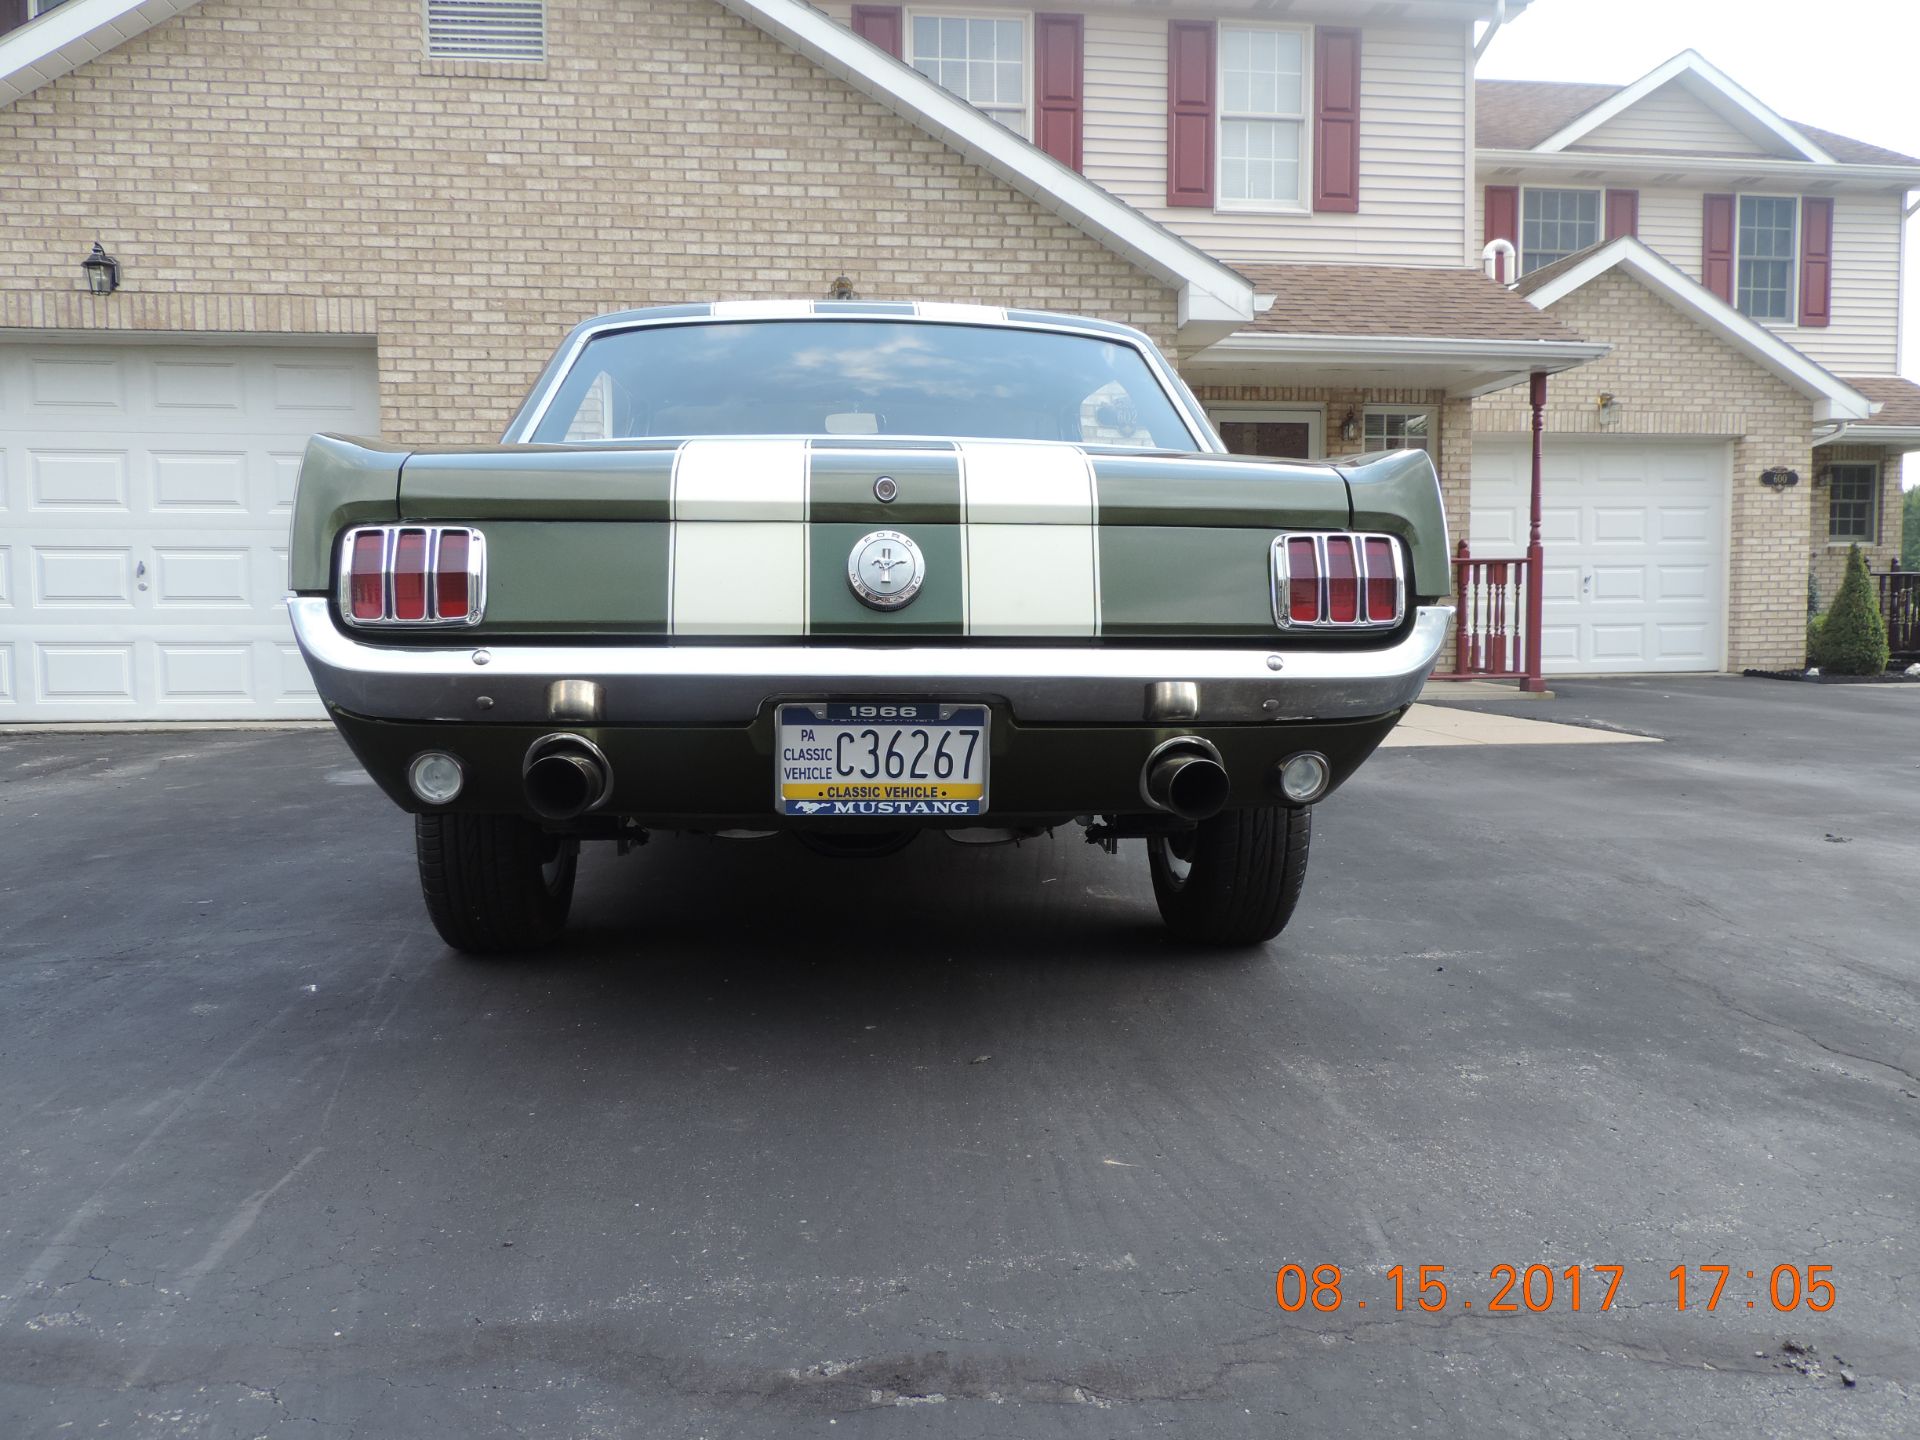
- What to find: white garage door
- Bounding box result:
[0,340,380,721]
[1471,437,1729,674]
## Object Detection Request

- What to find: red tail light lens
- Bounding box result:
[1326,537,1359,623]
[435,531,470,619]
[1364,537,1398,622]
[1286,537,1320,624]
[349,532,386,620]
[392,530,429,620]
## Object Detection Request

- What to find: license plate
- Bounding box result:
[776,703,989,817]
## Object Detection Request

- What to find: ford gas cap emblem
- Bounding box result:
[873,475,898,503]
[847,529,925,610]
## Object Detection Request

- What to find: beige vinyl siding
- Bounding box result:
[1636,188,1901,373]
[1082,17,1470,265]
[1570,81,1778,157]
[817,0,853,21]
[1475,184,1902,375]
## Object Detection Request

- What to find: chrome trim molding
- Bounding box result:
[290,598,1449,726]
[1271,531,1406,631]
[337,525,488,630]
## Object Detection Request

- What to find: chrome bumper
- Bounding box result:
[289,597,1449,726]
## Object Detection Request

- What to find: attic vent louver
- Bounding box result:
[426,1,547,62]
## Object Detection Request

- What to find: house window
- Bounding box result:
[1520,189,1600,275]
[909,13,1028,137]
[1218,26,1308,209]
[424,0,546,62]
[30,0,80,13]
[1364,409,1432,452]
[1737,196,1798,322]
[1827,462,1878,543]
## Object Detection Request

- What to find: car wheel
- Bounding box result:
[1148,805,1311,947]
[415,813,578,954]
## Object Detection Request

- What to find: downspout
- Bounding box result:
[1474,0,1508,61]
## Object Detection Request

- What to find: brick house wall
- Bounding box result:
[0,0,1178,445]
[1474,270,1815,671]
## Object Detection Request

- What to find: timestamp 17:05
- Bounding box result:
[1275,1264,1838,1314]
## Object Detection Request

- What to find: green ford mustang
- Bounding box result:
[290,302,1451,952]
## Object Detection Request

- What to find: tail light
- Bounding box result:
[1272,532,1405,631]
[338,526,486,628]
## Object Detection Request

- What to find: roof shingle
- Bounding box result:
[1233,264,1586,343]
[1843,376,1920,428]
[1474,78,1920,167]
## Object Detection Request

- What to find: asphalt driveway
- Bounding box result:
[1,676,1915,1438]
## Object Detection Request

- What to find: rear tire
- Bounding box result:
[415,813,578,954]
[1148,805,1311,947]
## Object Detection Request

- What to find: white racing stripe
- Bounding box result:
[959,440,1098,635]
[709,299,815,319]
[671,438,808,634]
[914,301,1011,324]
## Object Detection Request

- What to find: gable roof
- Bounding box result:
[1514,237,1874,422]
[1530,51,1830,162]
[1478,64,1920,168]
[0,0,1261,346]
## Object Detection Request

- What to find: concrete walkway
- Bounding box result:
[1383,702,1658,747]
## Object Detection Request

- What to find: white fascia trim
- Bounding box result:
[711,0,1257,338]
[1534,50,1833,165]
[1520,236,1874,421]
[1477,148,1920,188]
[1191,332,1609,369]
[0,0,200,108]
[1814,424,1920,450]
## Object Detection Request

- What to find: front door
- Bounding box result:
[1208,407,1323,460]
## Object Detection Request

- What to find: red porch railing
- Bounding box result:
[1878,565,1920,659]
[1433,540,1535,681]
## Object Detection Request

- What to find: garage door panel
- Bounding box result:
[30,356,125,410]
[1,339,376,719]
[151,451,251,511]
[30,450,131,510]
[33,547,136,608]
[35,641,137,703]
[157,643,254,702]
[1592,507,1647,544]
[1471,438,1727,674]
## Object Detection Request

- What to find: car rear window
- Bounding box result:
[529,319,1198,450]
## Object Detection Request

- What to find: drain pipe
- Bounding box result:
[1473,0,1508,61]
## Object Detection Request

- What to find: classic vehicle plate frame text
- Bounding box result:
[776,702,989,817]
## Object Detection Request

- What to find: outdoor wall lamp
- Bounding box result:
[1760,467,1800,490]
[82,242,120,295]
[828,274,855,300]
[1340,409,1358,443]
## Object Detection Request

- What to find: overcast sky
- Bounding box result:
[1479,0,1920,485]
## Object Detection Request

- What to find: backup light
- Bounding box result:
[1277,752,1331,805]
[339,526,486,627]
[407,751,465,805]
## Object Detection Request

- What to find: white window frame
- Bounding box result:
[1362,406,1435,454]
[1215,22,1313,215]
[29,0,79,15]
[1517,186,1602,276]
[1735,193,1800,327]
[1207,405,1325,459]
[1825,461,1879,545]
[905,8,1032,139]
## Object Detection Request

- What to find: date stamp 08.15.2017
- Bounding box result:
[1275,1264,1838,1315]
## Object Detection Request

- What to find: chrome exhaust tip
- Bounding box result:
[523,733,613,820]
[1140,737,1230,821]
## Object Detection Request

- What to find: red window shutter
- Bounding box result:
[1313,28,1361,213]
[1702,194,1736,302]
[1034,14,1084,172]
[1484,185,1518,282]
[1604,189,1638,241]
[851,5,903,59]
[1166,21,1216,208]
[1800,196,1833,328]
